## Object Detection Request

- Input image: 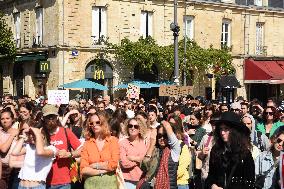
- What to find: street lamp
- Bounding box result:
[170,0,180,86]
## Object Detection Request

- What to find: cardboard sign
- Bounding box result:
[159,85,193,97]
[48,90,69,105]
[127,84,140,99]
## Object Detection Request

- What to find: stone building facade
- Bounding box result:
[1,0,284,101]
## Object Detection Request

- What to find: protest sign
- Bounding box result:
[127,84,140,99]
[159,85,193,97]
[48,90,69,105]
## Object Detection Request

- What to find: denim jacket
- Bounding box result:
[255,151,278,189]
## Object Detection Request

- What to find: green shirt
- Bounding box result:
[256,121,284,138]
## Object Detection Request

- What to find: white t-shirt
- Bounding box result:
[18,143,56,182]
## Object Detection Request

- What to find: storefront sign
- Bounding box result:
[159,85,193,97]
[39,61,51,73]
[48,90,69,105]
[93,70,104,80]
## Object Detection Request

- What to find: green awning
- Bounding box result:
[15,53,46,62]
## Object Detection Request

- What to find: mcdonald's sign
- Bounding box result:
[93,70,104,80]
[39,61,51,73]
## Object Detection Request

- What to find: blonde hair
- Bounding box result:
[68,100,79,110]
[84,113,111,140]
[124,118,147,139]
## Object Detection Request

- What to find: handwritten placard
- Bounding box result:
[48,90,69,105]
[159,85,193,97]
[127,84,140,99]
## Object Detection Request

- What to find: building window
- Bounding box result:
[14,13,20,48]
[254,0,262,6]
[256,22,264,55]
[92,7,107,44]
[35,8,43,45]
[221,19,231,48]
[184,16,194,40]
[140,11,153,38]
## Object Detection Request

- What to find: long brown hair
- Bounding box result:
[84,113,111,140]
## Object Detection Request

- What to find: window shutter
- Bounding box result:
[101,8,107,38]
[140,11,147,37]
[148,12,153,36]
[92,7,100,41]
[36,8,43,44]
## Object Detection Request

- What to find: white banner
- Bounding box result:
[48,90,69,105]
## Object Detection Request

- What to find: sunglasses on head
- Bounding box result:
[157,133,168,139]
[264,112,273,116]
[276,138,284,144]
[89,121,101,126]
[128,124,139,129]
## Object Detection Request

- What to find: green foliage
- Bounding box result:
[0,12,16,58]
[109,36,234,79]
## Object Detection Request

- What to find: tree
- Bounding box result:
[109,36,234,81]
[0,12,16,58]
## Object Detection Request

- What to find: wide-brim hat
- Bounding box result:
[42,104,59,117]
[215,111,250,136]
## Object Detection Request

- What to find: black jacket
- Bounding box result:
[206,145,255,189]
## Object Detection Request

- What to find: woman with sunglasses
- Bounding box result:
[255,126,284,189]
[80,113,120,189]
[119,118,147,189]
[136,121,181,189]
[256,106,284,138]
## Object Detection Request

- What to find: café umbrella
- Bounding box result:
[60,79,108,90]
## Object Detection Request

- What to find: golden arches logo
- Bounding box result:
[39,61,50,73]
[93,70,104,80]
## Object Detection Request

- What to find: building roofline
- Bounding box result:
[186,0,284,14]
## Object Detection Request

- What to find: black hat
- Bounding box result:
[215,111,250,135]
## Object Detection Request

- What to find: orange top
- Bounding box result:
[80,136,119,172]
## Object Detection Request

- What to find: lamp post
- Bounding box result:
[170,0,180,86]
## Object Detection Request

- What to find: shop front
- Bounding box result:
[244,58,284,102]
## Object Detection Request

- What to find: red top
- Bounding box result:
[47,127,81,185]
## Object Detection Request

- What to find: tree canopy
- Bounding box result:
[110,36,234,80]
[0,13,16,58]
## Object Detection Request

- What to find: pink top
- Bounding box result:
[0,128,14,164]
[119,138,147,182]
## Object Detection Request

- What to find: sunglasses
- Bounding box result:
[128,124,139,129]
[118,105,125,108]
[157,133,168,139]
[276,138,284,144]
[264,112,273,116]
[89,121,101,126]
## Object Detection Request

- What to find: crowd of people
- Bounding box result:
[0,93,284,189]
